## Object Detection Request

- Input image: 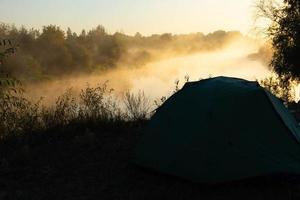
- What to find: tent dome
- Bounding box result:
[134,76,300,183]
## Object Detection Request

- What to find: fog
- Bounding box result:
[0,24,272,105]
[24,38,270,105]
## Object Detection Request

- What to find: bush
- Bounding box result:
[79,83,122,121]
[0,81,153,137]
[0,89,43,136]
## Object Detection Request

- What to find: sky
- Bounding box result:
[1,0,256,35]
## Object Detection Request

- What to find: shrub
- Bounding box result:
[78,82,122,121]
[0,89,43,136]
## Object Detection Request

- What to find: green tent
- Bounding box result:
[134,76,300,183]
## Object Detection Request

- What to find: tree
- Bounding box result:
[257,0,300,80]
[66,27,77,40]
[0,37,18,78]
[37,25,72,74]
[0,36,22,114]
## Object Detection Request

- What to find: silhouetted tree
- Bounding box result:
[257,0,300,80]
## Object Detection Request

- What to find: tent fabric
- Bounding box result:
[264,90,300,143]
[134,76,300,183]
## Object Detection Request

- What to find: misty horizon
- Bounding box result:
[0,22,273,105]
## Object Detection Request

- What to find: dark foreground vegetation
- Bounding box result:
[2,118,300,200]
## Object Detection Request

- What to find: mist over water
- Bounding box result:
[130,42,270,99]
[24,39,270,105]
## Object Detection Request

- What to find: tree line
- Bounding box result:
[0,23,243,82]
[254,0,300,103]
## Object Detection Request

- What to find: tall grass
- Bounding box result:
[123,90,151,121]
[0,82,152,137]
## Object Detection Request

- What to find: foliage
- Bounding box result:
[0,23,246,82]
[256,0,300,80]
[79,83,121,121]
[0,91,43,137]
[259,74,297,102]
[0,36,26,137]
[0,37,19,93]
